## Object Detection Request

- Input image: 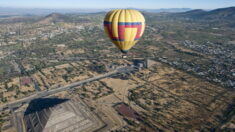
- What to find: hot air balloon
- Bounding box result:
[104,9,145,54]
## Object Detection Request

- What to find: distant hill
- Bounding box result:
[204,7,235,19]
[143,8,192,13]
[178,9,206,16]
[177,7,235,20]
[37,13,69,24]
[35,13,93,24]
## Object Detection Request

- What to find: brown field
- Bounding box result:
[126,61,235,131]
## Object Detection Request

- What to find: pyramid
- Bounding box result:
[23,97,101,132]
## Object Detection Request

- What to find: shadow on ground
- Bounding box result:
[24,98,69,115]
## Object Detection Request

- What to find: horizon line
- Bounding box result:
[0,6,228,10]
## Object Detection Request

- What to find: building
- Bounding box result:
[16,97,104,132]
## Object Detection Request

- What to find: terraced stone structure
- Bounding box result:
[23,97,104,132]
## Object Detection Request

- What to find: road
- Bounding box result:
[0,66,136,111]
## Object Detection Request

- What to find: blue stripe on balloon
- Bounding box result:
[118,22,142,25]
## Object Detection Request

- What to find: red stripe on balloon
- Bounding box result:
[135,25,142,39]
[118,25,125,40]
[104,22,143,41]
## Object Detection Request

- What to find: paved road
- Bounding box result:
[0,66,136,111]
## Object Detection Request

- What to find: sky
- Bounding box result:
[0,0,234,9]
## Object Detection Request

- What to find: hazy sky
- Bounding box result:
[0,0,234,9]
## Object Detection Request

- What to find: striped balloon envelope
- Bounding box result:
[104,9,145,53]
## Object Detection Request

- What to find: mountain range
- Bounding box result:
[0,7,192,16]
[0,7,234,24]
[177,7,235,20]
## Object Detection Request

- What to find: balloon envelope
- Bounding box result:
[104,9,145,53]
